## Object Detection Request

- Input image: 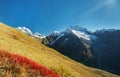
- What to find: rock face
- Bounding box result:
[49,32,97,66]
[42,26,98,66]
[92,30,120,74]
[42,31,59,45]
[42,26,120,75]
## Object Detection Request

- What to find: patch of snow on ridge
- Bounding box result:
[69,25,92,34]
[51,31,60,37]
[17,27,33,36]
[64,26,97,41]
[71,30,91,41]
[33,32,46,38]
[16,26,46,38]
[53,31,60,34]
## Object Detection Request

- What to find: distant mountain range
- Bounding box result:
[17,26,46,38]
[16,25,120,75]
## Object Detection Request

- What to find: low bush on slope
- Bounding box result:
[0,50,59,77]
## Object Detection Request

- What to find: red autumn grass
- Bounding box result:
[0,50,60,77]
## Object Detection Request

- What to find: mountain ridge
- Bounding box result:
[41,25,120,75]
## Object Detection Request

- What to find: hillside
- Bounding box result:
[0,50,59,77]
[92,30,120,74]
[0,22,119,77]
[42,26,120,75]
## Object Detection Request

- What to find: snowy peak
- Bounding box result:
[71,29,91,41]
[71,29,97,41]
[16,26,45,39]
[33,32,46,38]
[68,25,92,34]
[48,26,97,46]
[17,27,33,36]
[51,31,60,36]
[64,26,96,41]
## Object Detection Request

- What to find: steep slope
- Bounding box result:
[0,22,119,77]
[92,30,120,74]
[43,26,97,66]
[0,50,59,77]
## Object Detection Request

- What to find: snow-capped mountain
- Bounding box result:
[64,26,97,41]
[42,26,120,75]
[47,26,97,46]
[33,32,46,38]
[68,25,92,33]
[42,26,97,66]
[69,29,91,40]
[17,27,33,36]
[16,26,45,39]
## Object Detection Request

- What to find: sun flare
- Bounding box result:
[106,0,116,4]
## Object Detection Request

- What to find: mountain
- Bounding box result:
[92,29,120,74]
[17,26,46,39]
[43,26,120,75]
[43,26,97,66]
[42,31,60,45]
[17,26,33,36]
[0,22,119,77]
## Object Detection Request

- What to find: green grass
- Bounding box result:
[0,22,119,77]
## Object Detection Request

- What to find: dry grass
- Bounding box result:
[0,50,59,77]
[0,22,119,77]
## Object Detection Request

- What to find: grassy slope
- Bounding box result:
[0,22,119,77]
[0,51,59,77]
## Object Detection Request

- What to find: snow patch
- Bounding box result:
[64,26,97,41]
[17,27,33,36]
[33,32,46,38]
[71,30,91,41]
[16,26,45,39]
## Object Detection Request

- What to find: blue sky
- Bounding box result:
[0,0,120,35]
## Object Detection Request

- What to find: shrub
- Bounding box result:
[0,50,60,77]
